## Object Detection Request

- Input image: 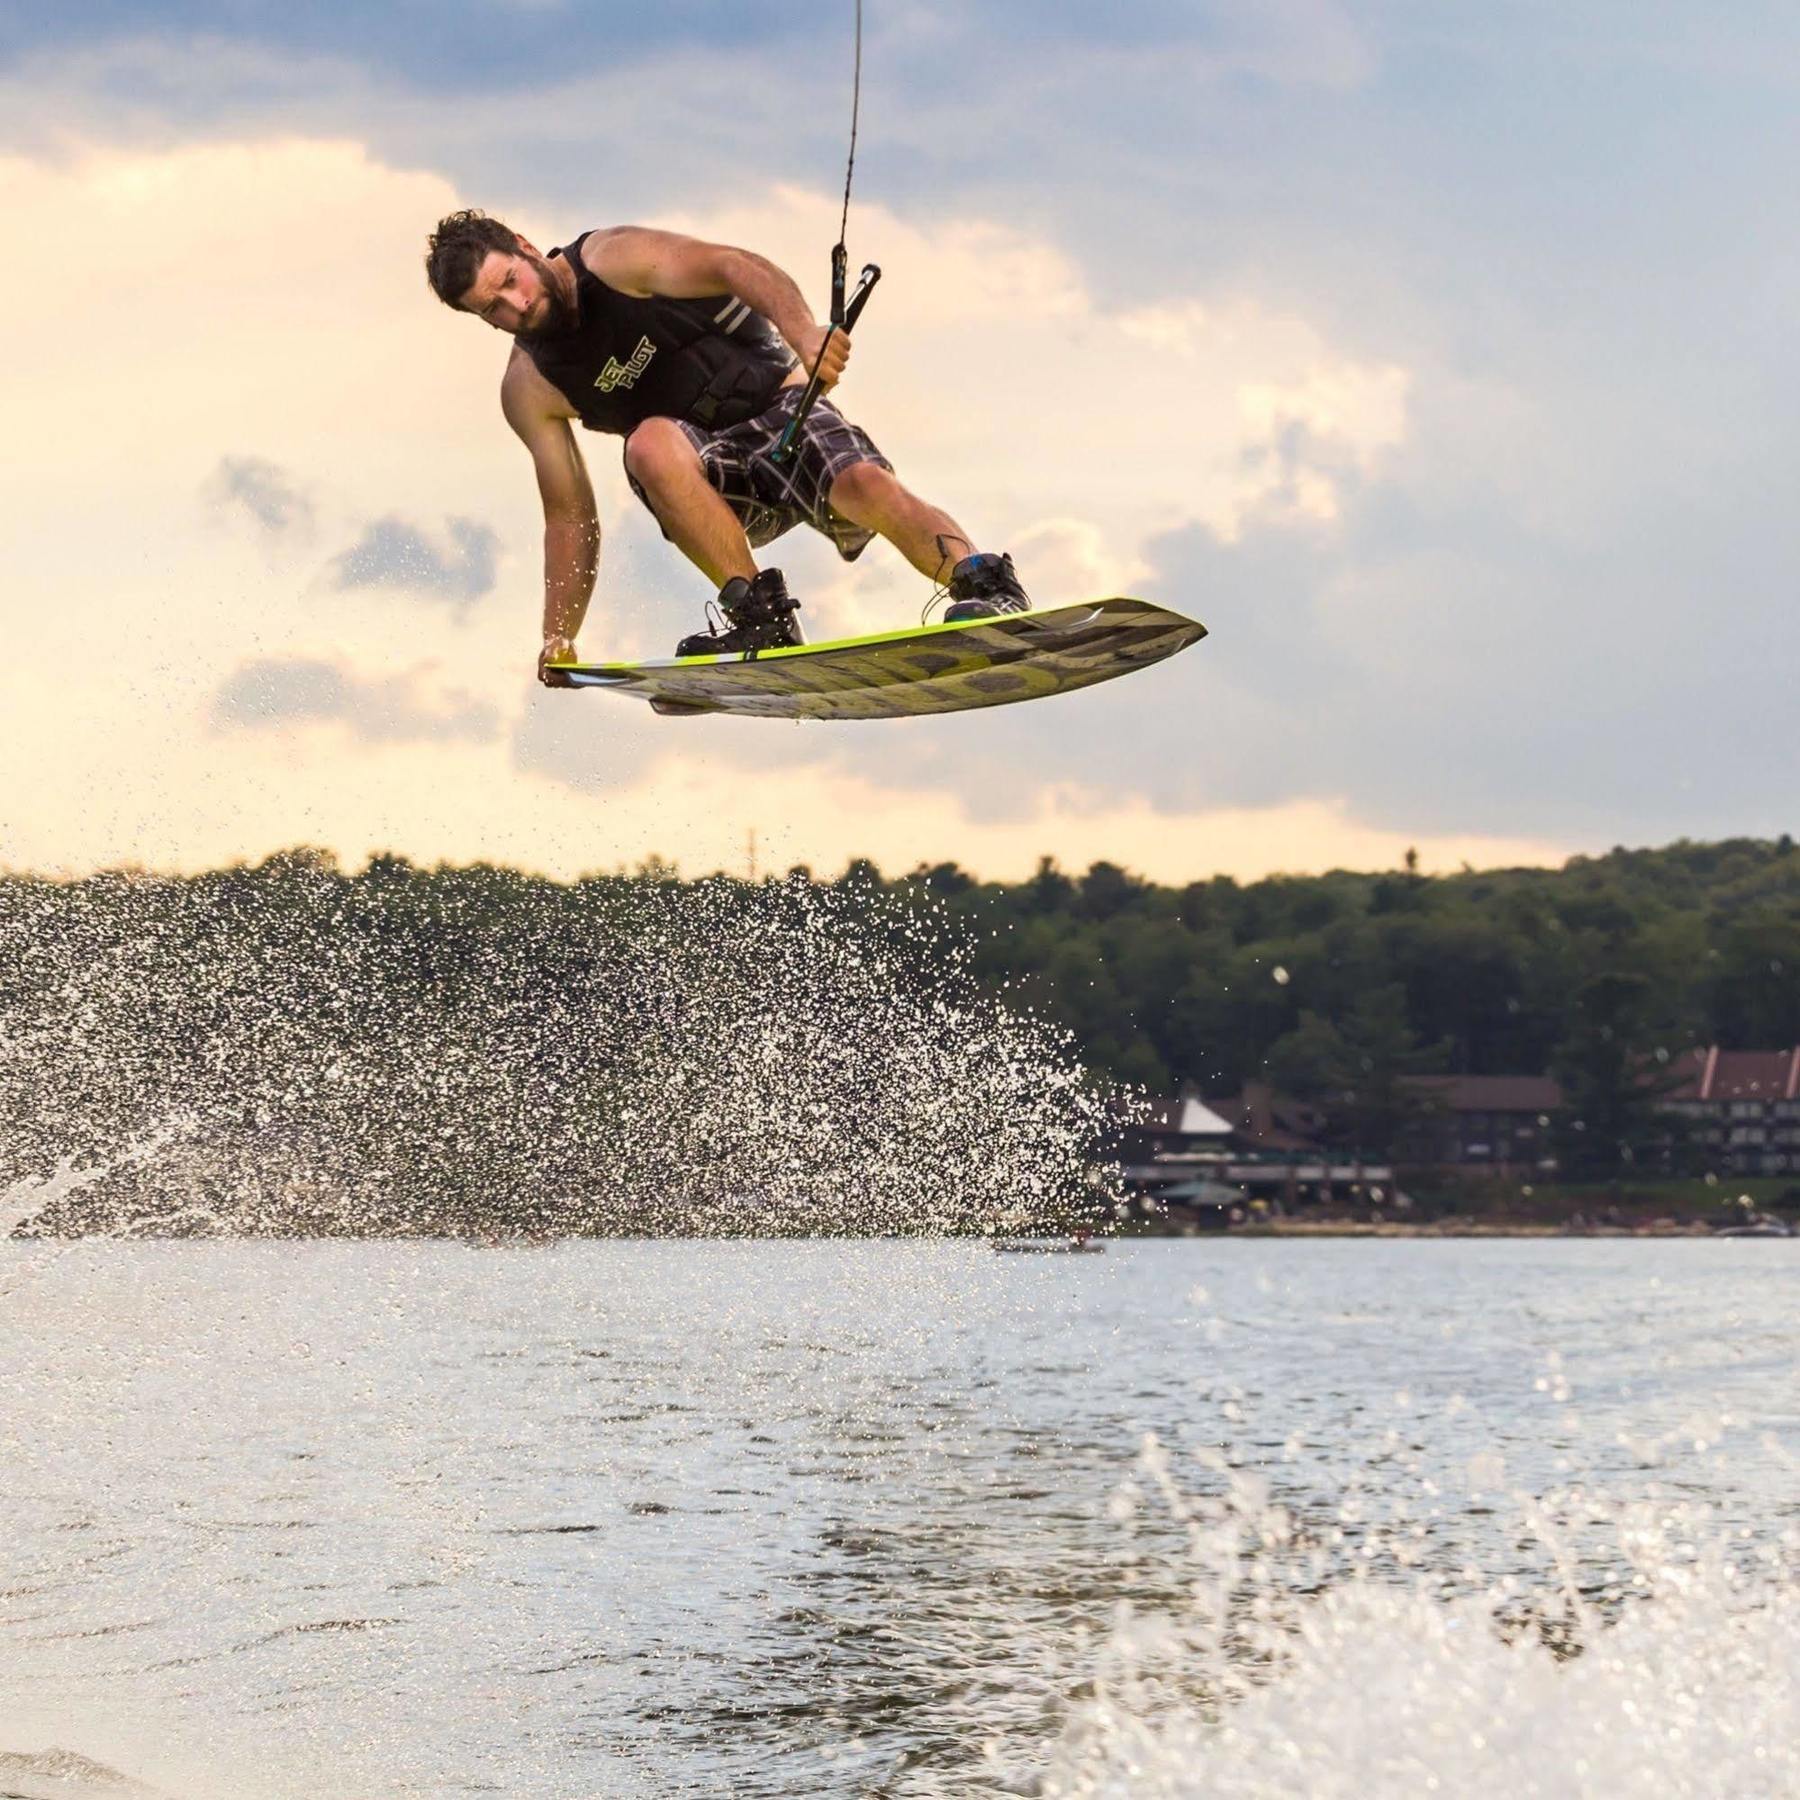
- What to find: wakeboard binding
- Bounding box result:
[675,569,805,658]
[943,551,1032,622]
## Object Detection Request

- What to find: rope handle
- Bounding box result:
[764,0,874,475]
[768,260,881,468]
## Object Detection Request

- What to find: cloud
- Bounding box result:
[0,7,817,98]
[0,3,1382,243]
[644,184,1413,622]
[0,2,1368,104]
[211,657,501,745]
[206,454,313,535]
[327,515,499,608]
[501,761,1568,886]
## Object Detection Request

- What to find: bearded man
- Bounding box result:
[424,211,1031,683]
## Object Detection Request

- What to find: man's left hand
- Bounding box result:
[794,324,851,389]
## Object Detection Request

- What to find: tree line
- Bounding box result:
[879,836,1792,1063]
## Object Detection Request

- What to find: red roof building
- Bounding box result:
[1659,1047,1800,1174]
[1661,1047,1800,1103]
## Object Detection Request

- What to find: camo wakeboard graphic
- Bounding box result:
[553,598,1206,721]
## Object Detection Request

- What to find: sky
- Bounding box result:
[2,1,1794,884]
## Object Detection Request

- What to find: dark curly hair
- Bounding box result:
[424,210,524,309]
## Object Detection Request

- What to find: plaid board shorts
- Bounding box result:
[623,385,893,563]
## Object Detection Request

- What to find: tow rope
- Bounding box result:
[768,0,880,472]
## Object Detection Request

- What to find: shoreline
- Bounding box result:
[1210,1220,1711,1239]
[5,1221,1791,1243]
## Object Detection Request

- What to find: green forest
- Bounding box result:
[895,835,1800,1087]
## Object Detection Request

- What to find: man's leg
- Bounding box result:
[624,419,758,589]
[824,462,979,583]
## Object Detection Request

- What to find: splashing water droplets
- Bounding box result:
[0,861,1115,1241]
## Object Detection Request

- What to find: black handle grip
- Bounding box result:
[770,263,882,469]
[844,263,881,331]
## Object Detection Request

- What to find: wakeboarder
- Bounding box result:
[424,212,1031,684]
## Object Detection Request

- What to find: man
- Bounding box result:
[423,210,1031,684]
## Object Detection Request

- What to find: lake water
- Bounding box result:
[2,1238,1797,1798]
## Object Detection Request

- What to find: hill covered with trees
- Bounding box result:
[890,836,1798,1090]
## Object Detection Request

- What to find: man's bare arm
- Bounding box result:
[588,226,849,387]
[502,354,598,683]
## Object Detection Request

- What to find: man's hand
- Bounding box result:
[539,635,577,688]
[794,324,851,389]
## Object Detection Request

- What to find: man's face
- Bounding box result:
[460,247,574,339]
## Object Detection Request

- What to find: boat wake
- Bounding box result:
[1032,1432,1800,1799]
[0,1747,164,1800]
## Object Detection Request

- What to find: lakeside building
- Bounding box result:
[1111,1085,1397,1228]
[1392,1075,1562,1173]
[1390,1054,1800,1176]
[1116,1046,1800,1209]
[1658,1047,1800,1176]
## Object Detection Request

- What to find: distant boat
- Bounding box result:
[990,1237,1107,1255]
[1713,1220,1793,1238]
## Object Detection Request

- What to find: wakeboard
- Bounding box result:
[551,597,1205,722]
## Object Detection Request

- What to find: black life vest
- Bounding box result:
[520,232,796,436]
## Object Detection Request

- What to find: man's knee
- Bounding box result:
[828,459,899,517]
[623,418,698,489]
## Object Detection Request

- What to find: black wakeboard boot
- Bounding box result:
[942,551,1032,623]
[675,569,804,658]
